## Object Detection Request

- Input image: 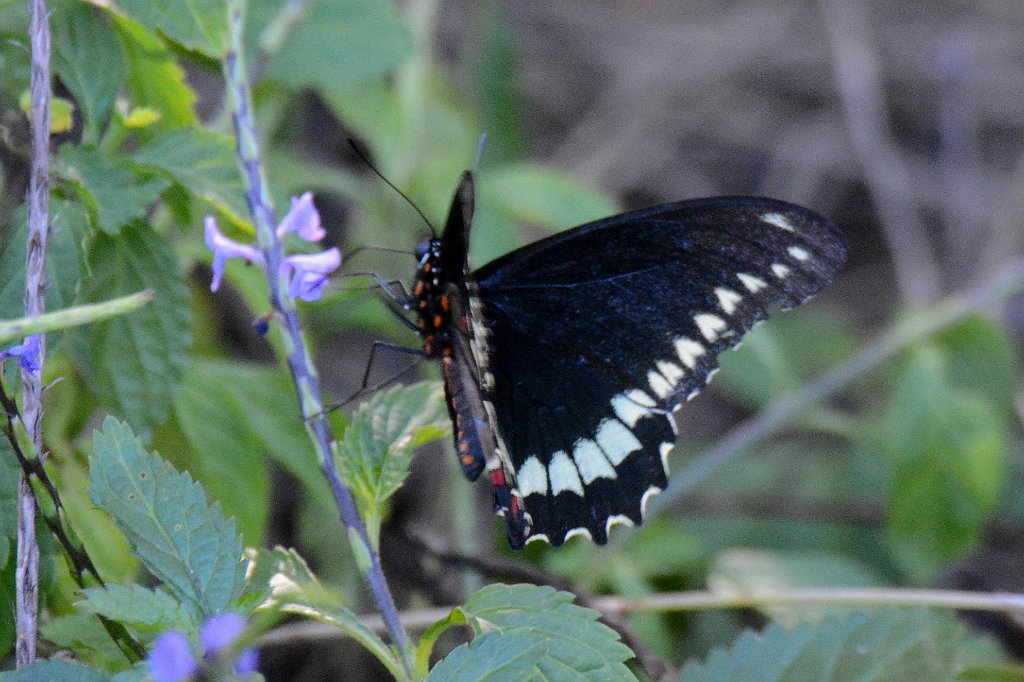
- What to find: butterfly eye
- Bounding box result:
[414,241,431,262]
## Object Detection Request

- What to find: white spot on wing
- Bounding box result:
[686,389,701,401]
[656,360,686,386]
[714,287,743,315]
[516,456,548,497]
[674,336,705,369]
[640,486,663,517]
[772,263,792,279]
[659,442,674,472]
[595,418,643,465]
[788,245,811,261]
[705,367,720,384]
[565,527,593,542]
[762,212,796,232]
[648,369,673,399]
[737,272,768,293]
[525,533,550,545]
[605,514,635,537]
[695,313,727,342]
[548,451,584,496]
[572,438,617,484]
[611,392,653,427]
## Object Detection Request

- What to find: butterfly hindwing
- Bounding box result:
[471,196,846,546]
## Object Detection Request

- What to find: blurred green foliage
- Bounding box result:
[0,0,1019,678]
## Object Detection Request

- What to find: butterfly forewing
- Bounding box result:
[419,173,847,549]
[471,196,846,547]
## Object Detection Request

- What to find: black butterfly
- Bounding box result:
[410,172,846,549]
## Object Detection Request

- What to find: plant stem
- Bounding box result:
[16,0,51,666]
[222,1,413,675]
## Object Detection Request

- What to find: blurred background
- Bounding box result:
[3,0,1024,679]
[244,0,1024,677]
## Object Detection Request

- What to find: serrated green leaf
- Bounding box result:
[109,663,150,682]
[39,612,127,671]
[54,453,139,583]
[59,146,170,234]
[0,658,110,682]
[51,2,127,142]
[170,366,269,546]
[71,226,191,438]
[89,417,246,621]
[426,630,550,681]
[114,0,227,57]
[337,382,448,544]
[78,584,194,633]
[111,15,196,128]
[261,546,401,678]
[435,584,635,681]
[882,347,1006,580]
[679,610,1002,682]
[133,128,248,226]
[175,358,330,518]
[0,198,91,323]
[252,0,411,91]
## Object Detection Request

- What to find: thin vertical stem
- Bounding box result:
[222,1,413,675]
[17,0,51,667]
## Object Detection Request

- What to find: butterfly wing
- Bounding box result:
[472,197,847,546]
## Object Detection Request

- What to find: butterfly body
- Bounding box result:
[412,171,847,549]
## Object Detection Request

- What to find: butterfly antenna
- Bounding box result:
[473,132,488,174]
[347,138,437,238]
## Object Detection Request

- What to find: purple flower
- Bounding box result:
[149,631,197,682]
[276,192,325,242]
[204,216,265,293]
[204,192,340,302]
[148,613,259,681]
[199,613,246,654]
[281,248,342,302]
[1,335,41,375]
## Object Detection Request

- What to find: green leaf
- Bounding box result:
[72,225,191,438]
[882,347,1006,580]
[51,2,127,142]
[931,315,1017,411]
[716,309,856,409]
[0,659,110,682]
[426,631,550,681]
[170,361,272,545]
[707,549,883,626]
[189,359,330,504]
[54,453,139,583]
[39,613,127,671]
[261,547,401,678]
[112,15,196,128]
[78,584,194,634]
[473,163,619,265]
[337,382,448,543]
[114,0,227,57]
[0,438,20,569]
[133,128,248,226]
[89,417,246,621]
[0,198,91,323]
[429,584,635,681]
[253,0,412,91]
[59,146,170,234]
[679,610,1002,682]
